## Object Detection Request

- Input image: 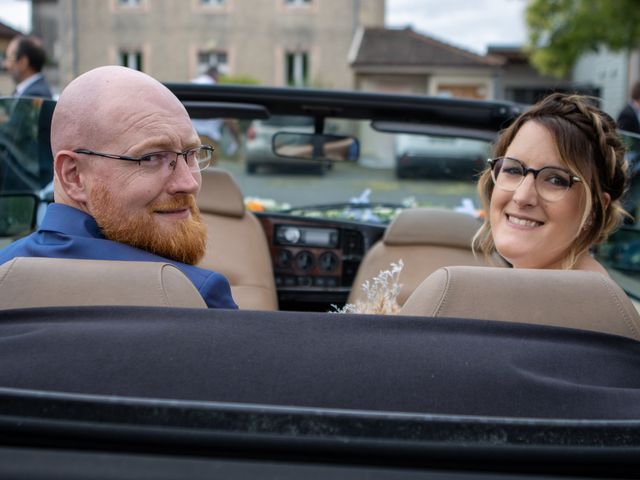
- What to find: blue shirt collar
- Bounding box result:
[40,203,105,239]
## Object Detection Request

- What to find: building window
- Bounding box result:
[285,0,311,5]
[285,52,308,87]
[119,51,143,71]
[197,51,228,76]
[118,0,141,5]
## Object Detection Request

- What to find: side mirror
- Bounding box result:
[273,132,359,162]
[0,193,39,238]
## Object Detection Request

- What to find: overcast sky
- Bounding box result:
[0,0,29,32]
[385,0,528,54]
[0,0,528,54]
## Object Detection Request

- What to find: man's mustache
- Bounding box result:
[150,194,199,213]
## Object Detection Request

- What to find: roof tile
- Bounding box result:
[352,27,503,68]
[0,20,22,39]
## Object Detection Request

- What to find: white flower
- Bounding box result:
[332,260,404,315]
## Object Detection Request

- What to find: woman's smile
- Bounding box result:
[505,213,544,229]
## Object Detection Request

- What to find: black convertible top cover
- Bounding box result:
[1,306,639,420]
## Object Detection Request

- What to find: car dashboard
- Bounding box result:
[257,213,385,310]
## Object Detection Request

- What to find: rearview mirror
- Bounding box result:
[273,132,359,162]
[0,193,38,238]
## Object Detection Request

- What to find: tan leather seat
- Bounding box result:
[400,266,640,341]
[0,257,207,309]
[347,208,486,307]
[197,168,277,310]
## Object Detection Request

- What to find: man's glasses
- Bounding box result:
[488,156,582,202]
[73,145,214,174]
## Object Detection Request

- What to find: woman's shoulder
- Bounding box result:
[573,254,610,276]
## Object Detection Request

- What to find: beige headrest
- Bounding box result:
[400,266,640,341]
[198,169,245,218]
[0,257,207,309]
[384,208,481,248]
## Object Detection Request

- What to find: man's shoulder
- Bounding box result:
[0,231,217,280]
[22,76,53,99]
[618,104,632,117]
[0,238,237,309]
[167,262,237,309]
[0,233,37,263]
[617,104,640,129]
[171,261,227,288]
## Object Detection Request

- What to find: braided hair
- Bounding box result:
[473,92,629,269]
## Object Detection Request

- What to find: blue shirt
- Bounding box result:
[0,203,238,309]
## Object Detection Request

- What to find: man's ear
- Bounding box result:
[54,150,88,204]
[16,54,29,71]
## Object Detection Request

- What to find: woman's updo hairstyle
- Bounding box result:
[473,92,629,268]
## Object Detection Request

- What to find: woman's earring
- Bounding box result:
[583,216,594,231]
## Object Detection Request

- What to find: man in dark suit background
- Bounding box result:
[617,81,640,134]
[3,35,53,99]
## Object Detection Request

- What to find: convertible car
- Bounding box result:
[1,87,640,478]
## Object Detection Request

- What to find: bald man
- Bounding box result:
[0,66,237,309]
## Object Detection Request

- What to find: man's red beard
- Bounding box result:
[90,185,207,265]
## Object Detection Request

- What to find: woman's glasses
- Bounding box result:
[488,156,582,202]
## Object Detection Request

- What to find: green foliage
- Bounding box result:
[218,74,260,85]
[526,0,640,77]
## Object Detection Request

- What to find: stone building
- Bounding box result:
[31,0,385,91]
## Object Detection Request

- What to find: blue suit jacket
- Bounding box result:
[0,204,238,309]
[20,75,53,100]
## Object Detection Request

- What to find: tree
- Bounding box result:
[526,0,640,77]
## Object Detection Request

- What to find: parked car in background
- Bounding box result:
[395,133,489,179]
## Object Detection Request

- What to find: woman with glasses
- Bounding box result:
[473,93,629,273]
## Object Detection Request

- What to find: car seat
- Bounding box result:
[197,168,278,310]
[0,257,207,309]
[400,266,640,341]
[347,208,487,307]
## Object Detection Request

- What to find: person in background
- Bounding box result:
[191,65,242,156]
[0,65,237,309]
[473,93,629,274]
[617,81,640,134]
[3,35,53,99]
[192,65,220,86]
